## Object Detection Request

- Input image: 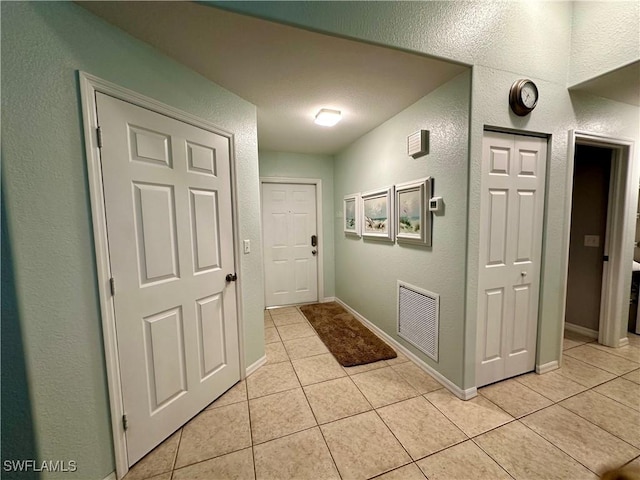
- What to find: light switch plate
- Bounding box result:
[584,235,600,247]
[243,239,250,254]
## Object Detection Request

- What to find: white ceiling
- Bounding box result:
[78,1,468,155]
[79,2,637,154]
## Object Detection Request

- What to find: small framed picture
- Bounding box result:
[343,193,361,236]
[395,177,432,246]
[361,187,394,241]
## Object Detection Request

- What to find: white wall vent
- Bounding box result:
[397,281,439,361]
[407,130,429,158]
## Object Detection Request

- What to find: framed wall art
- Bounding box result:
[361,187,394,241]
[343,193,361,236]
[395,177,432,246]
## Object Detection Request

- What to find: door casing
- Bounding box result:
[562,131,637,351]
[79,71,245,479]
[260,177,325,306]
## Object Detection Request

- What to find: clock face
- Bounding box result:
[520,82,538,109]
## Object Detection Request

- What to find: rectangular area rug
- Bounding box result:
[299,302,397,367]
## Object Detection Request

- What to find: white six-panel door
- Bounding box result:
[476,131,547,387]
[262,183,318,306]
[96,93,240,465]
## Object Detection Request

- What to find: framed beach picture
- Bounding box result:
[343,193,361,236]
[361,187,394,241]
[395,177,432,246]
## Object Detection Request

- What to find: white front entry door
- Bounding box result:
[262,183,318,306]
[97,93,240,465]
[476,131,547,387]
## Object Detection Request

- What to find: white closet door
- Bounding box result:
[477,131,547,387]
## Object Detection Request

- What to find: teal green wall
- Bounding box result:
[1,2,263,479]
[259,151,336,299]
[569,1,640,86]
[1,186,39,480]
[333,72,471,386]
[3,2,639,477]
[217,1,640,389]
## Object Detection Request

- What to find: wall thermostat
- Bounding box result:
[429,196,443,213]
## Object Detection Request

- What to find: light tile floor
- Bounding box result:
[124,310,640,480]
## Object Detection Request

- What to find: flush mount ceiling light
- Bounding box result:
[314,108,342,127]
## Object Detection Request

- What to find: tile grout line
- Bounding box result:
[564,347,639,375]
[421,389,516,440]
[589,381,640,411]
[511,372,584,404]
[581,341,640,363]
[367,462,421,479]
[532,351,640,469]
[168,428,183,480]
[469,435,517,480]
[551,402,640,452]
[257,323,637,478]
[486,368,640,468]
[370,405,414,465]
[514,417,604,476]
[245,384,257,480]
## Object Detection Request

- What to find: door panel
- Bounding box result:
[143,307,187,410]
[262,183,318,306]
[515,191,535,262]
[487,189,509,265]
[133,183,179,284]
[190,189,222,273]
[477,132,547,387]
[484,288,505,361]
[96,93,240,465]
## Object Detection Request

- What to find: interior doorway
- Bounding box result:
[565,145,613,339]
[562,132,637,349]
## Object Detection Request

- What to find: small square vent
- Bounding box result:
[397,281,439,361]
[407,130,429,158]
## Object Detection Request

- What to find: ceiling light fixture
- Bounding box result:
[314,108,342,127]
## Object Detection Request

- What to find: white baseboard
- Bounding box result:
[334,298,477,400]
[246,355,267,376]
[102,472,116,480]
[536,360,559,374]
[321,297,336,303]
[619,337,630,347]
[564,322,599,339]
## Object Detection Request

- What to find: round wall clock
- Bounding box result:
[509,79,538,116]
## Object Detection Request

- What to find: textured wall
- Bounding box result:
[217,0,640,389]
[1,2,263,479]
[569,1,640,86]
[333,71,470,386]
[214,1,572,84]
[465,68,639,386]
[259,151,336,299]
[1,188,39,480]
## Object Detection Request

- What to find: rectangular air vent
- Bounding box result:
[407,130,429,159]
[397,281,439,361]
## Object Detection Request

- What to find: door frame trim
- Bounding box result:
[260,177,325,305]
[78,71,245,479]
[561,131,636,352]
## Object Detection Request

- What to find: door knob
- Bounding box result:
[311,250,317,256]
[225,273,237,282]
[521,271,527,277]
